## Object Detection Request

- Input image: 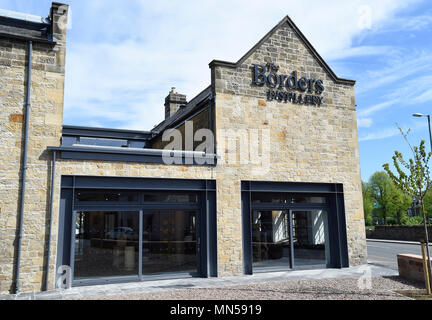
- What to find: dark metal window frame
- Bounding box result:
[57,176,217,287]
[242,181,349,275]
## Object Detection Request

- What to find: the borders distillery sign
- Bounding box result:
[252,63,324,106]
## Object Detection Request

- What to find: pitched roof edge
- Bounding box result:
[151,85,213,134]
[209,15,356,86]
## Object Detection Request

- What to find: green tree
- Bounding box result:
[369,171,395,224]
[383,138,432,289]
[387,185,411,225]
[362,181,373,226]
[425,189,432,218]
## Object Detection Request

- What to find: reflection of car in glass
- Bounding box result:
[105,227,138,240]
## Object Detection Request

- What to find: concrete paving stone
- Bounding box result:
[0,265,409,300]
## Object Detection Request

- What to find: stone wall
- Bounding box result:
[211,19,366,275]
[0,4,68,294]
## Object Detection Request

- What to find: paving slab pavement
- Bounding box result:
[0,264,399,300]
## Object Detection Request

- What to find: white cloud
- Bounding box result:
[358,100,400,118]
[59,0,421,130]
[359,127,399,141]
[357,118,373,128]
[356,51,432,95]
[414,89,432,103]
[359,120,427,142]
[326,45,398,61]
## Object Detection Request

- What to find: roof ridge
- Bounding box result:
[209,15,355,86]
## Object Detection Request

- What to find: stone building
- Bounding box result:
[0,2,366,294]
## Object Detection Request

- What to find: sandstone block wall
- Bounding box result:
[211,19,366,275]
[0,3,68,293]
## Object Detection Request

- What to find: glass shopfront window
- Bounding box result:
[252,210,291,268]
[249,192,332,271]
[76,190,139,202]
[74,211,139,280]
[72,189,201,283]
[291,196,327,204]
[292,210,330,267]
[143,192,198,203]
[252,193,286,203]
[142,210,197,275]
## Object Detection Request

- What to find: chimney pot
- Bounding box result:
[164,88,187,119]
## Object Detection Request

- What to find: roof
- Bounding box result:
[209,15,355,86]
[151,85,212,134]
[0,9,49,24]
[0,8,55,43]
[63,125,152,140]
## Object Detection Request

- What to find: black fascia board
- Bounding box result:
[47,146,218,166]
[62,175,216,191]
[241,180,343,193]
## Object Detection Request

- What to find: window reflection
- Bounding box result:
[252,210,291,268]
[142,210,197,275]
[143,192,198,203]
[76,190,139,202]
[251,193,286,203]
[291,196,326,204]
[292,210,329,267]
[74,211,139,280]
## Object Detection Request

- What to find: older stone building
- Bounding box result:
[0,2,366,294]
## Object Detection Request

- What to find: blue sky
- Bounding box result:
[1,0,432,182]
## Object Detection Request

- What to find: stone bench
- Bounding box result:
[397,254,431,282]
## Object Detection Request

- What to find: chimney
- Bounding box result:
[165,87,187,119]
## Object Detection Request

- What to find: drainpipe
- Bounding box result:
[14,40,32,294]
[44,150,56,291]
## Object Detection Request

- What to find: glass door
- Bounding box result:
[291,209,330,268]
[251,210,292,269]
[251,209,331,271]
[142,210,198,276]
[73,210,140,280]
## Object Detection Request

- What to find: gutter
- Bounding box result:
[14,40,32,294]
[47,145,219,159]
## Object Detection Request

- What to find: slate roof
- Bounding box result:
[151,85,212,135]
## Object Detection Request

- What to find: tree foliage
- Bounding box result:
[383,139,431,208]
[367,171,411,224]
[362,181,373,226]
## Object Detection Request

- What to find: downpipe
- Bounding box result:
[44,150,56,291]
[14,40,32,294]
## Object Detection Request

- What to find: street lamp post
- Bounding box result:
[413,113,432,151]
[412,113,432,291]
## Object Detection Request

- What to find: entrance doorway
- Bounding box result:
[242,181,349,274]
[141,210,197,276]
[251,209,329,271]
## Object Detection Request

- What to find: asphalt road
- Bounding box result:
[367,240,430,270]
